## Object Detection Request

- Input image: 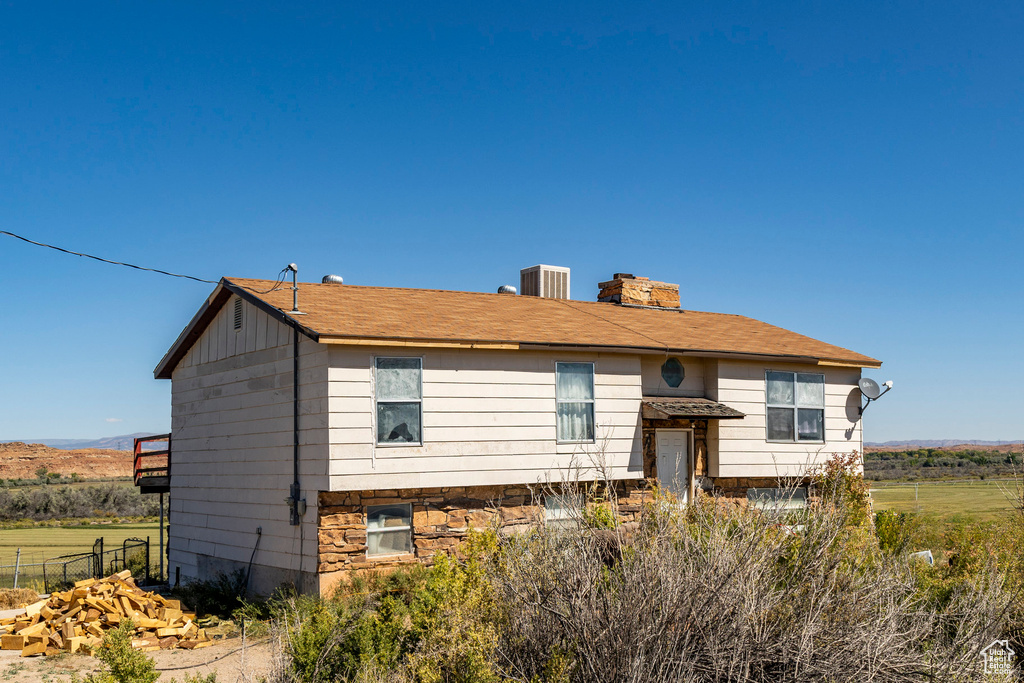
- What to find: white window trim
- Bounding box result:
[765,371,825,444]
[555,361,596,445]
[365,503,413,558]
[374,356,424,447]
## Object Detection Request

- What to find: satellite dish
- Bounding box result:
[858,378,882,400]
[858,377,893,415]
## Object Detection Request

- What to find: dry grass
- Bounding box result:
[0,587,39,610]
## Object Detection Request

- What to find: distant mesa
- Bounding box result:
[0,432,155,451]
[0,433,156,481]
[0,441,133,480]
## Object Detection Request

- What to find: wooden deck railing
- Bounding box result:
[133,434,171,493]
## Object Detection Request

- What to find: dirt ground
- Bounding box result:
[0,634,280,682]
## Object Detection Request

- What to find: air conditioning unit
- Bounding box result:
[520,265,570,299]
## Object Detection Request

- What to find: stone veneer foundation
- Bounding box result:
[317,481,652,590]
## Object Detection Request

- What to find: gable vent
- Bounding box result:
[233,297,243,331]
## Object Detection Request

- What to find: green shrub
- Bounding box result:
[125,548,149,581]
[581,502,617,530]
[406,539,500,683]
[171,569,248,618]
[812,450,871,525]
[874,509,917,554]
[233,595,274,636]
[0,483,159,522]
[279,573,420,681]
[77,620,158,683]
[277,533,500,683]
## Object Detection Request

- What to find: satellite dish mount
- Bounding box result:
[858,378,893,415]
[286,263,305,315]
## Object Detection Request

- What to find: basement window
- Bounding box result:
[544,495,575,529]
[375,357,423,445]
[766,372,824,442]
[366,504,412,556]
[556,362,595,443]
[747,488,807,512]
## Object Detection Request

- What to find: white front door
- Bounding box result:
[656,429,691,502]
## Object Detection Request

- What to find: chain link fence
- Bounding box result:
[0,556,48,590]
[0,537,153,593]
[41,537,151,593]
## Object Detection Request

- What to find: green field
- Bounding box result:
[0,521,160,566]
[870,480,1021,522]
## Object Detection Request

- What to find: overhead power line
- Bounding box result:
[1,230,218,284]
[0,230,287,294]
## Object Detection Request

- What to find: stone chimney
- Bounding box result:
[597,273,680,309]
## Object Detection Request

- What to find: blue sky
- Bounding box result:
[1,1,1022,442]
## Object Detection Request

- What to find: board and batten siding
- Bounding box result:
[326,346,645,491]
[707,359,862,479]
[168,296,328,593]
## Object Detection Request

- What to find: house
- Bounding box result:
[152,266,880,595]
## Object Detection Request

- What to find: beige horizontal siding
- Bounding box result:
[327,347,643,491]
[329,410,567,430]
[640,356,706,397]
[331,465,643,491]
[330,434,639,462]
[710,360,862,479]
[169,299,327,586]
[329,451,638,474]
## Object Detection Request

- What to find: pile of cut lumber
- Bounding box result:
[0,570,211,657]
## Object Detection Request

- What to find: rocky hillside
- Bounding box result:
[0,442,132,480]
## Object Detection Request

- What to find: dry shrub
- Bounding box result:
[0,587,39,610]
[264,456,1018,682]
[490,482,1013,682]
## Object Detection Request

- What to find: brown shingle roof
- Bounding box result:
[642,398,747,420]
[155,277,881,378]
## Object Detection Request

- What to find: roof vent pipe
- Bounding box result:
[322,274,344,284]
[497,285,517,294]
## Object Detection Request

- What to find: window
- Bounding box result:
[544,494,574,528]
[766,371,824,442]
[556,362,595,443]
[366,504,412,556]
[747,487,808,511]
[375,357,422,445]
[660,357,685,387]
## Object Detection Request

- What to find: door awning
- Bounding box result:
[642,397,746,420]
